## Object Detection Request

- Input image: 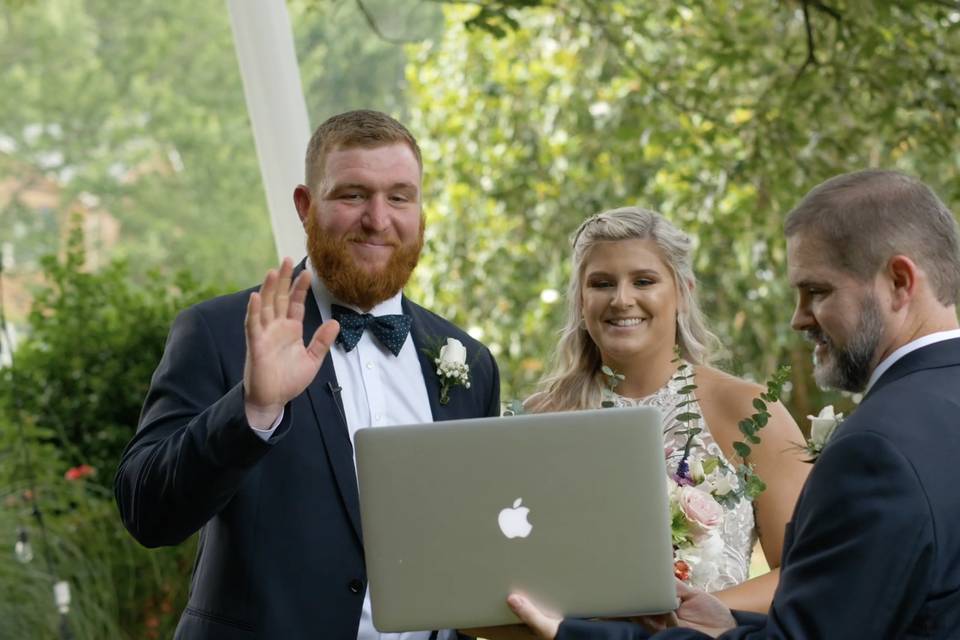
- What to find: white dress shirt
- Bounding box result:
[865,329,960,393]
[251,261,450,640]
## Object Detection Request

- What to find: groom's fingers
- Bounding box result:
[307,320,340,362]
[259,267,278,323]
[274,257,294,319]
[245,291,262,341]
[287,270,312,321]
[507,594,560,639]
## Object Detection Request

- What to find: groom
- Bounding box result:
[505,169,960,639]
[115,110,500,639]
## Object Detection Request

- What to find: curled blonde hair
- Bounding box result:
[528,206,721,412]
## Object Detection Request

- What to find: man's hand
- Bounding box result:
[243,258,339,427]
[461,594,560,640]
[671,580,736,637]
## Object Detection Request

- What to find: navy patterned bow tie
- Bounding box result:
[330,304,412,357]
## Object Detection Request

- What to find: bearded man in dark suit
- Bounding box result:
[116,110,500,640]
[495,170,960,640]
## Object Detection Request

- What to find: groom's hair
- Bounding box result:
[304,109,422,190]
[785,169,960,305]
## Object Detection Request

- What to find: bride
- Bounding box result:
[524,206,809,613]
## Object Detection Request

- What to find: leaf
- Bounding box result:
[752,398,766,412]
[675,412,701,422]
[733,442,752,458]
[678,384,698,394]
[738,419,755,436]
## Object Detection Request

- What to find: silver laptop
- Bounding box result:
[354,406,677,632]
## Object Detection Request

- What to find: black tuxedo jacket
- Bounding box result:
[115,270,500,639]
[559,338,960,640]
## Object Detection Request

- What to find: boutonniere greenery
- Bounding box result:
[423,337,471,405]
[800,405,843,462]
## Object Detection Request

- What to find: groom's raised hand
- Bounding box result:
[243,258,340,427]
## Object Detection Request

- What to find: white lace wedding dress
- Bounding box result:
[612,371,757,592]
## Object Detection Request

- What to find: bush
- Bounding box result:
[0,222,221,638]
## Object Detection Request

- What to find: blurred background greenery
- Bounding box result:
[1,0,958,636]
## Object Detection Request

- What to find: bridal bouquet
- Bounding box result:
[666,450,736,585]
[604,360,790,585]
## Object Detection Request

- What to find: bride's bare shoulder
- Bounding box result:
[693,365,764,421]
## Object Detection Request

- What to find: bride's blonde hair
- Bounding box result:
[527,206,721,412]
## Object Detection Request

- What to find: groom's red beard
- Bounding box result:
[305,214,424,311]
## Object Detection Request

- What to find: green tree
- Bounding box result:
[0,0,275,287]
[403,1,960,418]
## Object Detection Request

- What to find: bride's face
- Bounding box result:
[580,238,680,369]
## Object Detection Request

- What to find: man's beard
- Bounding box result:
[807,294,885,393]
[306,215,424,311]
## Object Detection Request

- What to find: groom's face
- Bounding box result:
[787,233,888,392]
[294,143,424,310]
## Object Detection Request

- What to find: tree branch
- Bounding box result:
[355,0,423,44]
[796,0,818,79]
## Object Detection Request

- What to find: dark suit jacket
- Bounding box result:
[558,338,960,640]
[115,268,501,640]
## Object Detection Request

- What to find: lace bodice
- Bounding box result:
[612,370,758,592]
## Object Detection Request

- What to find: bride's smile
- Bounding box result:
[580,237,680,374]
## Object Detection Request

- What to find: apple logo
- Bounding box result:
[498,498,533,539]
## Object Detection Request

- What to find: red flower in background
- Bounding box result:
[64,464,96,481]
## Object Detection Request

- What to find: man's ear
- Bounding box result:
[886,254,919,312]
[293,184,312,225]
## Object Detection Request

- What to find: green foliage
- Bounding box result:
[0,479,195,640]
[0,222,216,637]
[405,1,960,419]
[0,220,220,480]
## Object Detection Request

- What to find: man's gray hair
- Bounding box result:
[784,169,960,305]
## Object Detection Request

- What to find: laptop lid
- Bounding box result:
[355,406,677,632]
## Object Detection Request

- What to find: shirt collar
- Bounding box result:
[865,328,960,392]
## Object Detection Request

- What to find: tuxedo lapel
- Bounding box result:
[404,298,458,422]
[301,282,362,542]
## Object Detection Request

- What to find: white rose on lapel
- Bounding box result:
[803,405,843,460]
[431,337,471,405]
[439,338,467,367]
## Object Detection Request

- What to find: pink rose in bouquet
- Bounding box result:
[677,485,723,534]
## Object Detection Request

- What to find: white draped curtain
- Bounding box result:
[226,0,309,262]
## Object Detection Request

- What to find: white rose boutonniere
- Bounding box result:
[433,337,471,405]
[803,405,843,461]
